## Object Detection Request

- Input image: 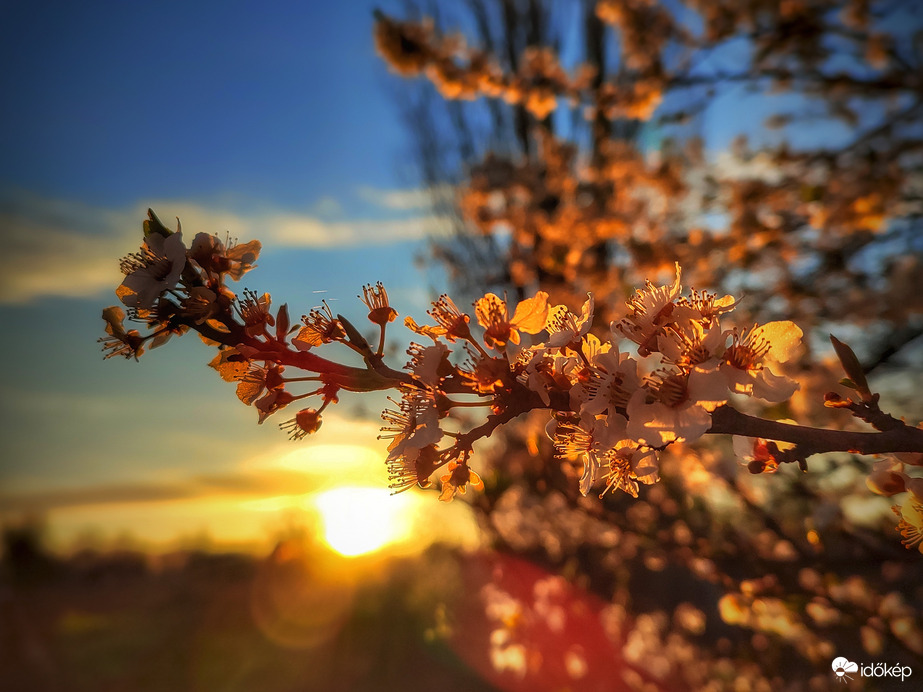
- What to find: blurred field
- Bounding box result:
[0,525,498,692]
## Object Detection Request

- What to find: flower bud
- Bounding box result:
[866,459,906,496]
[279,408,323,440]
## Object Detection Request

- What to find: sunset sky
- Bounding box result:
[0,1,476,552]
[2,1,910,555]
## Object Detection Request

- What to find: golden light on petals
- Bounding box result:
[475,291,549,349]
[894,494,923,553]
[752,321,803,363]
[475,293,514,347]
[509,290,550,333]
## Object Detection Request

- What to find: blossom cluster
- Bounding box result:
[373,12,657,120]
[396,262,802,501]
[100,212,810,507]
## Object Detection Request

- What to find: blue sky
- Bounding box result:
[1,1,411,206]
[0,1,461,549]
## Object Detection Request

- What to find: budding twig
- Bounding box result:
[102,214,923,538]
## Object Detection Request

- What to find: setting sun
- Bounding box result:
[313,486,415,557]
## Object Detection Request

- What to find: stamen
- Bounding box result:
[428,294,470,339]
[656,372,688,407]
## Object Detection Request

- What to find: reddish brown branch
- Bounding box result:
[708,405,923,457]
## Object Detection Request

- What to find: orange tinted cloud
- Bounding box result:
[0,467,318,513]
[0,189,449,303]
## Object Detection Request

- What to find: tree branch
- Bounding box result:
[708,405,923,457]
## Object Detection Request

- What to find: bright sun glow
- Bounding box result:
[46,439,482,555]
[313,486,414,557]
[272,442,385,479]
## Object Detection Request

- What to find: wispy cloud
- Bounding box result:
[0,191,137,303]
[0,439,388,515]
[0,467,321,513]
[309,195,343,218]
[357,184,454,211]
[0,189,451,304]
[260,212,450,247]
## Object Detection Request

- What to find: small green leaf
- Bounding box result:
[143,208,173,238]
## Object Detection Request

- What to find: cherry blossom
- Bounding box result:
[118,231,186,310]
[721,321,802,402]
[474,291,549,350]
